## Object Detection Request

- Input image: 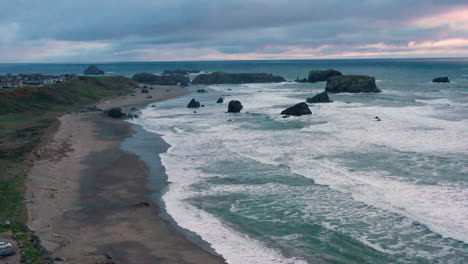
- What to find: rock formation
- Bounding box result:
[84,65,105,75]
[280,102,312,116]
[306,92,333,103]
[107,108,124,118]
[163,69,201,75]
[217,97,224,103]
[132,72,189,86]
[432,77,450,83]
[192,72,286,84]
[187,99,201,108]
[227,100,243,113]
[325,75,381,93]
[307,69,342,83]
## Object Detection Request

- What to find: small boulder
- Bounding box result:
[187,99,201,108]
[197,89,207,93]
[281,102,312,116]
[217,97,224,103]
[107,108,124,118]
[228,100,243,113]
[141,88,149,93]
[146,95,153,98]
[306,92,333,103]
[432,77,450,83]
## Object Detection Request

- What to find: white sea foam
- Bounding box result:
[131,82,468,262]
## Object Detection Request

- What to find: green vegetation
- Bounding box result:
[132,72,189,86]
[132,72,157,83]
[0,76,137,263]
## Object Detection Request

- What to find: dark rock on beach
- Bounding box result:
[325,75,381,93]
[432,77,450,83]
[281,102,312,116]
[227,100,243,113]
[307,69,342,83]
[141,88,149,93]
[192,72,286,84]
[187,98,201,108]
[217,97,224,103]
[306,92,333,103]
[107,108,125,118]
[83,65,105,75]
[197,89,207,93]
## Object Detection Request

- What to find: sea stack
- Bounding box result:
[307,69,342,83]
[281,102,312,116]
[325,75,381,93]
[192,72,286,84]
[227,100,243,113]
[187,99,201,108]
[84,65,105,75]
[306,92,333,103]
[432,77,450,83]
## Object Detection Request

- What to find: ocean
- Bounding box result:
[5,59,467,263]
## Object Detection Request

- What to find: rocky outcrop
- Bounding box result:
[163,69,201,75]
[132,73,157,83]
[432,77,450,83]
[325,75,381,93]
[132,72,189,86]
[187,99,201,108]
[107,108,125,118]
[227,100,243,113]
[307,69,342,83]
[84,65,105,75]
[192,72,286,84]
[306,92,333,103]
[281,102,312,116]
[217,97,224,103]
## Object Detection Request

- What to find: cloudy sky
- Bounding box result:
[1,0,467,62]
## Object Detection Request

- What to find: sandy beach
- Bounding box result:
[25,85,226,264]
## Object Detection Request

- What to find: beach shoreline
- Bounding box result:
[25,85,226,264]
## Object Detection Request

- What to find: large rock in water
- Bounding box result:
[306,92,333,103]
[132,72,189,86]
[281,102,312,116]
[192,72,286,84]
[325,75,381,93]
[307,69,342,82]
[187,99,201,108]
[432,77,450,83]
[217,97,224,103]
[227,100,243,113]
[107,108,124,118]
[84,65,105,75]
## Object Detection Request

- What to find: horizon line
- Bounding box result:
[1,56,467,65]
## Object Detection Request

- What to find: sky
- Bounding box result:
[1,0,467,62]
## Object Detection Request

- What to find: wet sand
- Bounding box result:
[26,85,226,264]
